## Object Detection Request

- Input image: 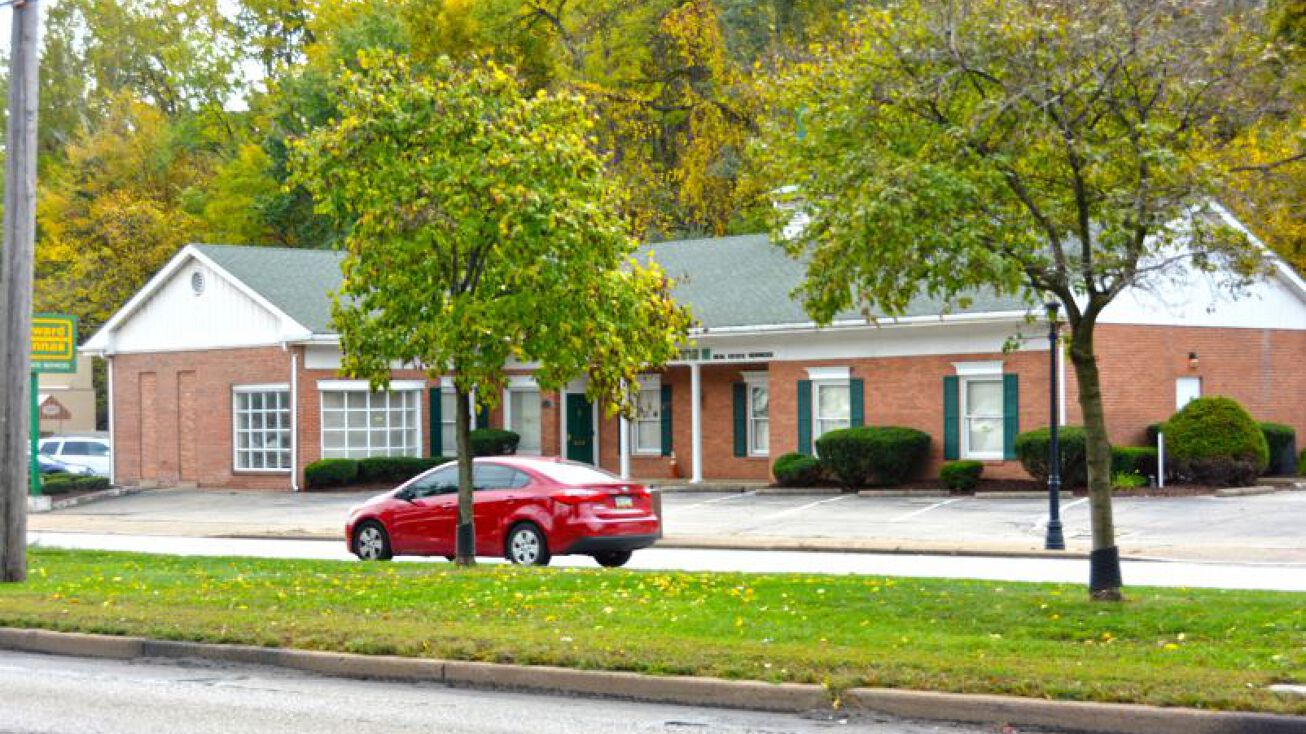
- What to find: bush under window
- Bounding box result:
[469,428,520,456]
[358,456,448,484]
[814,426,931,488]
[305,458,360,488]
[939,460,983,491]
[772,452,823,487]
[1014,426,1087,488]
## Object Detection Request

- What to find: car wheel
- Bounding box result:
[352,521,393,561]
[506,523,550,566]
[593,550,632,568]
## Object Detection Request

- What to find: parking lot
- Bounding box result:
[26,485,1306,563]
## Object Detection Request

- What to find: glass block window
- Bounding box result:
[234,387,291,470]
[321,389,421,459]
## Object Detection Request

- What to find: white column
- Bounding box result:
[289,349,299,492]
[106,356,115,487]
[690,362,703,484]
[619,412,631,480]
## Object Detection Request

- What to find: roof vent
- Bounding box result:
[191,270,205,296]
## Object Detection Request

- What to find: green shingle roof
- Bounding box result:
[194,235,1031,335]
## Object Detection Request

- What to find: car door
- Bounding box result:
[60,440,110,476]
[387,466,458,555]
[473,464,532,556]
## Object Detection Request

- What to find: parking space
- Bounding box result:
[26,485,1306,563]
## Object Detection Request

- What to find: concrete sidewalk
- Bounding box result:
[25,486,1306,564]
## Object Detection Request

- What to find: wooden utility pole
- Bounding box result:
[1,0,42,583]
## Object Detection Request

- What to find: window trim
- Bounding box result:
[811,378,851,450]
[318,386,424,460]
[631,375,662,456]
[742,372,769,458]
[960,376,1004,461]
[503,384,543,456]
[232,384,292,473]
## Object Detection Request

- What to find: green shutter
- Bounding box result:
[1003,374,1019,460]
[660,384,673,456]
[943,376,960,460]
[797,380,812,455]
[429,388,442,457]
[850,378,865,427]
[476,405,490,430]
[732,383,747,457]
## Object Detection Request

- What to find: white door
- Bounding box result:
[1175,377,1202,410]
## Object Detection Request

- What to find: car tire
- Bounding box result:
[593,550,632,568]
[505,523,550,566]
[352,521,393,561]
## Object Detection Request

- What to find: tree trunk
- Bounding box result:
[454,387,476,567]
[1067,320,1123,601]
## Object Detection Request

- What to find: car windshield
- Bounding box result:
[530,461,622,485]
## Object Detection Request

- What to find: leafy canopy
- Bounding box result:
[289,52,691,412]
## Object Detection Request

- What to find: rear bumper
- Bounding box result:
[561,533,659,555]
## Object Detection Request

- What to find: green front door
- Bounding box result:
[565,393,594,464]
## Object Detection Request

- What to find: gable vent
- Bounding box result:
[191,270,205,296]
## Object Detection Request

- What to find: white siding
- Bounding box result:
[112,260,288,353]
[1101,262,1306,330]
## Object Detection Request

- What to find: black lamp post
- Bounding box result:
[1045,300,1066,551]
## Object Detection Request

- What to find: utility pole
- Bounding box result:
[1,0,42,583]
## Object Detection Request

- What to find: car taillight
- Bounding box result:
[553,488,610,505]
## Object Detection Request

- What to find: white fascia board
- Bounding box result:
[692,310,1033,338]
[317,379,427,391]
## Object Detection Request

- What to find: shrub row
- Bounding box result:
[1016,427,1160,487]
[772,427,931,489]
[304,429,520,489]
[41,473,111,495]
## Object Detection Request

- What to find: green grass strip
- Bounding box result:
[1,549,1303,714]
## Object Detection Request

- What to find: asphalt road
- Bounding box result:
[27,530,1306,591]
[0,650,1038,734]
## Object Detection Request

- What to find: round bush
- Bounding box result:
[1259,422,1297,476]
[772,452,823,487]
[1163,397,1269,486]
[939,460,983,491]
[1014,426,1087,488]
[305,458,360,488]
[469,428,520,456]
[814,426,931,488]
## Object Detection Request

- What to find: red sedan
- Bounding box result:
[345,456,659,567]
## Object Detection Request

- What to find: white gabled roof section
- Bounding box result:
[1100,205,1306,330]
[82,245,313,355]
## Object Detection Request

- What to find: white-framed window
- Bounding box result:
[505,386,542,455]
[319,381,423,459]
[961,378,1004,460]
[814,382,850,441]
[632,376,662,455]
[440,389,457,454]
[743,372,769,457]
[233,385,291,471]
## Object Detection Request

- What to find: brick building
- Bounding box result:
[83,213,1306,490]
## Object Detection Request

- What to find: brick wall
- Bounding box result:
[112,347,295,490]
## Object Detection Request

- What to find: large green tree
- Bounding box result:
[754,0,1276,600]
[291,52,691,566]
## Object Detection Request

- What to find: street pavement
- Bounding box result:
[26,485,1306,563]
[0,650,1045,734]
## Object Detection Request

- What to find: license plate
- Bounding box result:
[614,495,633,508]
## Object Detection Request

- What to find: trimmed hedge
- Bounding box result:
[39,473,110,495]
[469,428,520,457]
[1300,446,1306,477]
[1014,426,1087,488]
[1259,422,1297,476]
[358,456,448,484]
[814,426,931,488]
[772,453,823,487]
[1164,397,1269,487]
[305,458,360,489]
[939,460,983,492]
[1111,446,1158,480]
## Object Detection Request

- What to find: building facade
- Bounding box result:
[83,218,1306,490]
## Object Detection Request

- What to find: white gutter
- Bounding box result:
[107,357,115,486]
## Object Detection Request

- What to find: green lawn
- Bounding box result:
[1,549,1303,714]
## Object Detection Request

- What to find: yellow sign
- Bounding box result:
[32,313,77,374]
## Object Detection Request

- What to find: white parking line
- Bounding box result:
[890,498,961,523]
[673,490,757,511]
[754,494,853,522]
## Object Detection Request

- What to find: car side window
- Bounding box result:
[408,466,458,498]
[473,464,522,491]
[83,442,110,457]
[62,441,92,455]
[39,442,59,456]
[511,470,531,488]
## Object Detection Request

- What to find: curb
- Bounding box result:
[973,491,1074,500]
[51,486,143,511]
[656,534,1091,559]
[1,627,1302,733]
[1214,486,1283,498]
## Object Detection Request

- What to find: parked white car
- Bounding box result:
[39,436,111,477]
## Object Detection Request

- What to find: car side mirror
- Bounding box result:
[395,488,416,502]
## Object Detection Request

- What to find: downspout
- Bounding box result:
[284,341,300,492]
[106,355,115,486]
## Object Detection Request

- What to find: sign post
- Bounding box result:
[29,313,77,497]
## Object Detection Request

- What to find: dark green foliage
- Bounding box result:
[1014,426,1088,488]
[305,458,360,489]
[1145,423,1164,446]
[1259,422,1297,476]
[40,474,76,495]
[358,456,447,484]
[73,475,111,491]
[1299,446,1306,476]
[772,452,823,486]
[939,460,983,491]
[814,426,931,488]
[469,429,520,457]
[1163,397,1269,486]
[1111,446,1159,480]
